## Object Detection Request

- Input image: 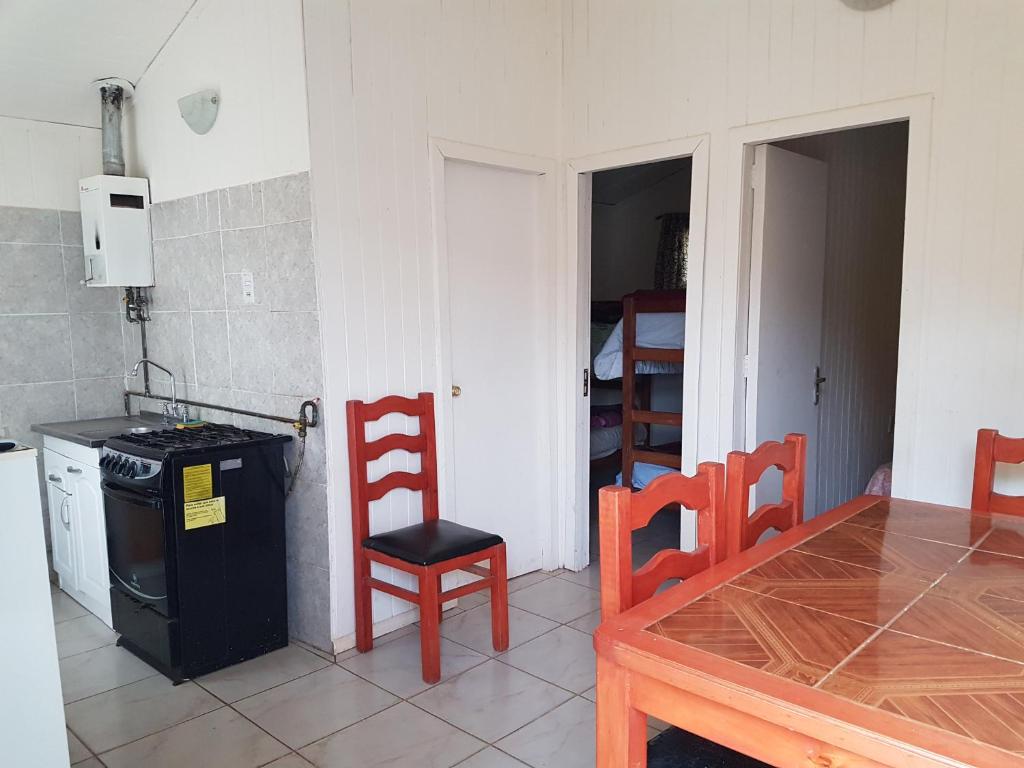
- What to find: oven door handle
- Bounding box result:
[102,481,162,509]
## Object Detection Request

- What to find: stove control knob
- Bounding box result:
[140,463,151,476]
[116,457,128,475]
[99,455,110,469]
[128,461,138,478]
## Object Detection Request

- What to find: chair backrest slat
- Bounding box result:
[364,433,428,462]
[599,462,725,621]
[347,393,440,545]
[365,471,429,503]
[726,433,807,558]
[972,429,1024,516]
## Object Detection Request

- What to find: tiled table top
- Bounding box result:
[643,497,1024,762]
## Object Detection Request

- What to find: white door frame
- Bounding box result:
[561,135,711,570]
[428,138,561,571]
[722,95,934,501]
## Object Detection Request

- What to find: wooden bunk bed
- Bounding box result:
[619,289,685,488]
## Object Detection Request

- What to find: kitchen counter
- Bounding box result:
[31,412,167,448]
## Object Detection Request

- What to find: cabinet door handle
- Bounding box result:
[60,495,71,527]
[48,473,62,482]
[66,466,83,474]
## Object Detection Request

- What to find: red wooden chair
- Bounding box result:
[598,462,726,620]
[972,428,1024,515]
[725,434,807,558]
[346,393,508,683]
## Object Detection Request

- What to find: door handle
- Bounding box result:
[48,474,62,483]
[451,385,462,398]
[66,466,83,474]
[813,366,827,405]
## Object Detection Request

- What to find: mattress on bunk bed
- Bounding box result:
[594,312,685,380]
[616,462,675,490]
[590,423,647,461]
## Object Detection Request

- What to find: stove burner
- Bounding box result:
[115,422,275,450]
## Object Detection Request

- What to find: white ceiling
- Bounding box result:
[0,0,195,128]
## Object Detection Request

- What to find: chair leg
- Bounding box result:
[419,569,442,684]
[436,574,444,624]
[490,544,509,652]
[354,549,373,652]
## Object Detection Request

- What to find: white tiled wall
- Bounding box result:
[133,171,331,650]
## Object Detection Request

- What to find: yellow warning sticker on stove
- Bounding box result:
[182,464,213,502]
[184,497,226,530]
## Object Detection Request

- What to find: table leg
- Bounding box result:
[596,655,647,768]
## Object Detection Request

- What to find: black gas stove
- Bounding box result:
[101,421,292,682]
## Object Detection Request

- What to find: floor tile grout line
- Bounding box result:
[62,670,164,706]
[90,702,232,760]
[66,567,594,767]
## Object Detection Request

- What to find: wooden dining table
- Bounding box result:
[595,495,1024,767]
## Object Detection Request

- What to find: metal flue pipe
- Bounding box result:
[99,83,127,176]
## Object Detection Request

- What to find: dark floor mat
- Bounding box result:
[648,727,772,768]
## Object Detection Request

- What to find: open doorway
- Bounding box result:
[744,121,909,517]
[586,157,692,564]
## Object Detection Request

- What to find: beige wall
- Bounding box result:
[303,0,562,646]
[129,0,310,202]
[563,0,1024,507]
[305,0,1024,646]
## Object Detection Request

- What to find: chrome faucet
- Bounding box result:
[130,358,188,423]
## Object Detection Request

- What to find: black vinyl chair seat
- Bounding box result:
[363,519,503,566]
[648,727,771,768]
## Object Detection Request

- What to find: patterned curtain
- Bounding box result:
[654,213,689,290]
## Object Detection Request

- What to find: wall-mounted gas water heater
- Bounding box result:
[80,77,154,288]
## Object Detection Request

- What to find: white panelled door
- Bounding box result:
[746,144,828,516]
[442,159,548,577]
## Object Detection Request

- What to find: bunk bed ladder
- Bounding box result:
[621,291,686,489]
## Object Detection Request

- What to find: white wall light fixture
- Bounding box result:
[177,89,219,135]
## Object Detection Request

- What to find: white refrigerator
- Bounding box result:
[0,442,70,767]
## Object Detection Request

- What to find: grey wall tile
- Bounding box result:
[263,172,311,225]
[0,243,68,314]
[219,183,264,229]
[0,315,72,384]
[144,311,196,387]
[177,383,235,423]
[221,226,266,273]
[0,206,60,244]
[191,311,231,388]
[285,559,331,650]
[185,233,225,310]
[197,191,220,234]
[227,311,274,392]
[151,239,191,311]
[121,315,142,378]
[224,270,268,312]
[285,481,329,568]
[0,381,76,448]
[270,312,324,396]
[266,220,315,312]
[74,377,126,420]
[150,193,220,239]
[64,246,121,313]
[59,211,84,246]
[71,313,125,379]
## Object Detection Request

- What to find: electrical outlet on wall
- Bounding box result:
[240,271,256,304]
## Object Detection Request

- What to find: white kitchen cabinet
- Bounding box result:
[43,437,112,628]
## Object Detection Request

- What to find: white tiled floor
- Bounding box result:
[56,567,655,767]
